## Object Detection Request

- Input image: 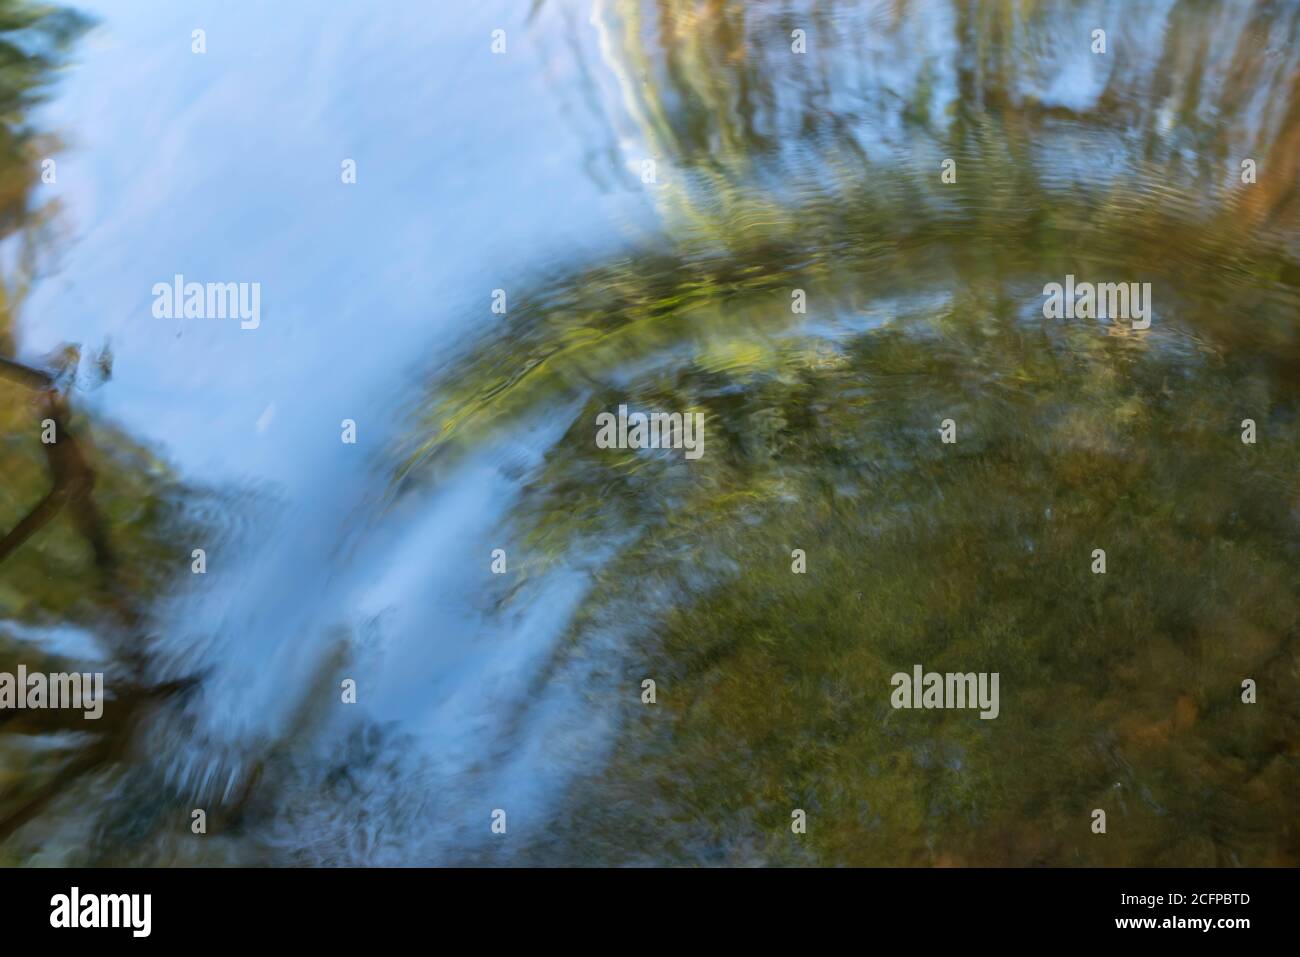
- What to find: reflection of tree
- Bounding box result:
[576,0,1299,240]
[0,0,92,356]
[407,0,1300,864]
[0,2,205,848]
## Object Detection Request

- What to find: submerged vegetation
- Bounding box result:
[1,0,1297,865]
[406,0,1300,865]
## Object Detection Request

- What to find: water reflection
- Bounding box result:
[410,0,1300,867]
[2,0,1298,865]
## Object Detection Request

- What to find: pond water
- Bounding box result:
[1,0,1297,865]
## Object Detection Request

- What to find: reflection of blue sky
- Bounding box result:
[17,1,662,862]
[25,0,649,486]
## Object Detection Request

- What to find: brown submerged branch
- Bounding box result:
[0,351,198,841]
[0,354,143,637]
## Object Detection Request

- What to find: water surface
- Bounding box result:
[1,0,1298,865]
